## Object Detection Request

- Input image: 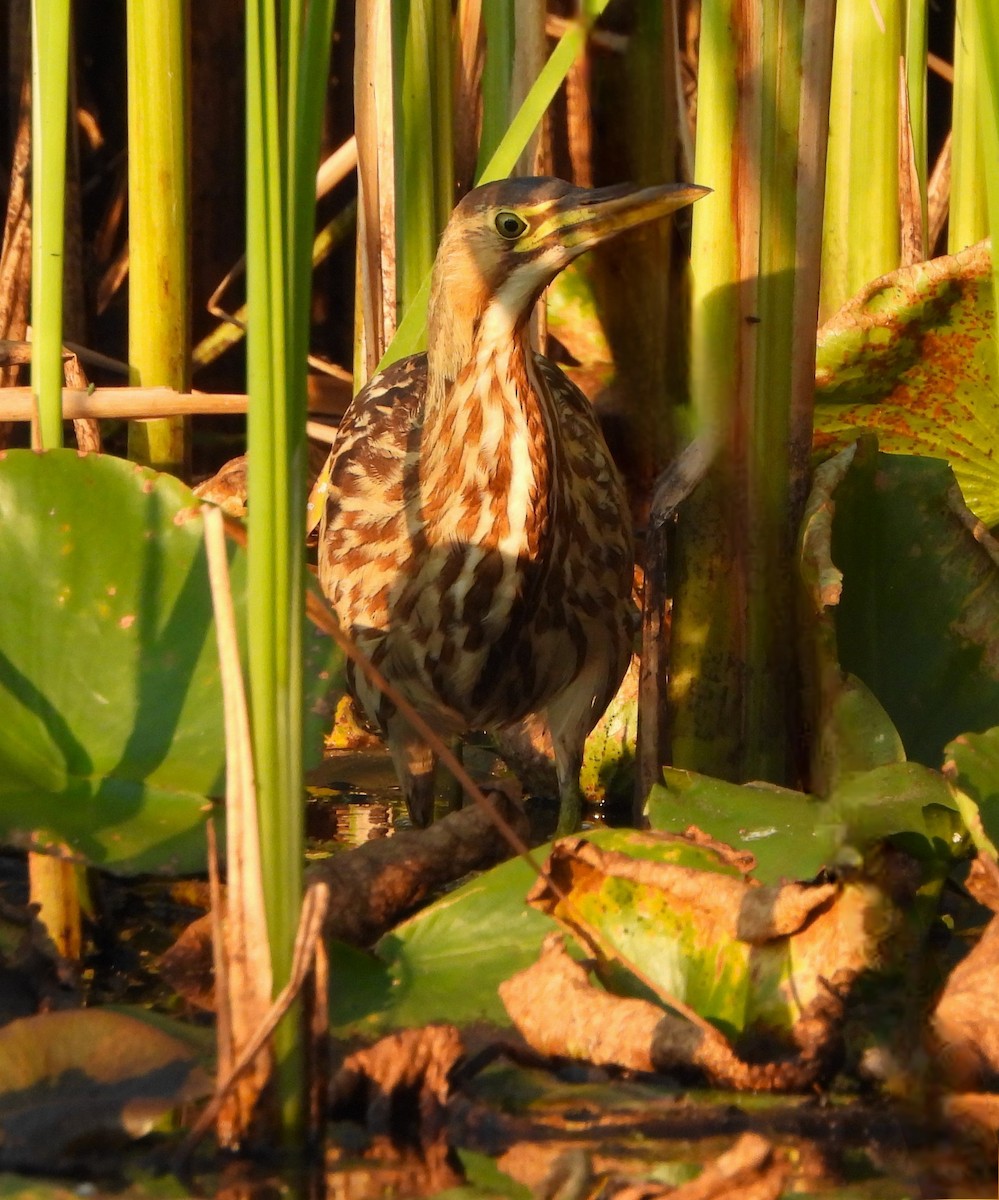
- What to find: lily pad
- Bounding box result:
[647,772,838,884]
[0,449,343,874]
[0,1008,210,1170]
[814,241,999,526]
[330,829,688,1036]
[528,835,890,1043]
[944,724,999,858]
[332,851,557,1035]
[825,442,999,769]
[648,761,960,885]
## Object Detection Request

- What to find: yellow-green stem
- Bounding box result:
[30,0,71,451]
[670,0,834,785]
[392,0,454,320]
[820,0,901,320]
[971,0,999,355]
[245,0,335,1140]
[950,0,989,251]
[30,0,79,961]
[904,0,928,241]
[126,0,191,474]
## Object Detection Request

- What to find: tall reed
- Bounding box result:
[126,0,191,474]
[244,0,335,1134]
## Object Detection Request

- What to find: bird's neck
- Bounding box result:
[419,305,555,557]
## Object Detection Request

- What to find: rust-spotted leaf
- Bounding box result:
[814,242,999,526]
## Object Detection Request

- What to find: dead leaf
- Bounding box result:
[965,854,999,913]
[499,936,844,1092]
[530,837,838,946]
[930,913,999,1089]
[526,834,884,1051]
[329,1024,464,1139]
[499,933,664,1072]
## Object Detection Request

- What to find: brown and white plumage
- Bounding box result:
[318,176,707,832]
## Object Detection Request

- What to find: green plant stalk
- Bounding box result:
[820,0,901,321]
[669,0,754,779]
[669,0,833,784]
[30,0,70,451]
[478,0,515,175]
[972,0,999,353]
[246,0,296,1133]
[245,0,334,1138]
[950,0,989,251]
[288,0,337,392]
[126,0,191,475]
[746,0,807,781]
[382,0,611,366]
[30,0,80,964]
[904,0,928,241]
[392,0,454,320]
[477,5,608,184]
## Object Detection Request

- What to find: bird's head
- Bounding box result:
[426,175,709,376]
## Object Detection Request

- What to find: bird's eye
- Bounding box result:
[494,211,528,239]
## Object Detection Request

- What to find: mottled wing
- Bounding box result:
[534,353,634,606]
[318,353,427,637]
[532,353,636,719]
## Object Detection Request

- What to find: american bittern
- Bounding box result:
[319,176,707,834]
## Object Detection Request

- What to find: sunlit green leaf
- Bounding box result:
[945,724,999,857]
[580,657,636,807]
[648,771,838,884]
[331,830,676,1036]
[814,243,999,526]
[648,762,960,885]
[0,450,342,874]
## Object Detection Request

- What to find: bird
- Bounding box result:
[318,175,708,835]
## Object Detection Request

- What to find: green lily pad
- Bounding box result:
[814,241,999,526]
[648,761,960,885]
[944,724,999,858]
[826,762,961,861]
[826,441,999,769]
[330,829,686,1036]
[647,771,838,884]
[0,1008,210,1170]
[333,851,558,1035]
[0,449,343,874]
[530,834,891,1044]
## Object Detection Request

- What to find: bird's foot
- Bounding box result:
[554,782,583,838]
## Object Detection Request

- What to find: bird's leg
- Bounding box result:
[437,737,463,815]
[549,707,588,836]
[546,654,622,837]
[554,756,585,837]
[385,715,438,827]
